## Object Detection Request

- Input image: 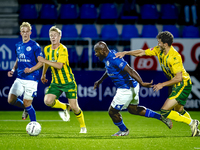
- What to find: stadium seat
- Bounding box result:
[159,3,179,24]
[139,4,159,24]
[68,47,78,68]
[121,24,139,39]
[39,24,54,38]
[141,25,158,38]
[58,4,78,23]
[80,24,98,38]
[19,4,38,23]
[182,25,200,38]
[62,24,78,38]
[39,4,57,24]
[98,3,118,24]
[101,24,118,39]
[30,24,37,38]
[162,25,179,38]
[79,4,97,23]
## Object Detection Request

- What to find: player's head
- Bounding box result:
[49,26,62,45]
[94,41,109,61]
[20,22,32,43]
[157,31,173,48]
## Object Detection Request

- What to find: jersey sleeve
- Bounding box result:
[114,58,127,71]
[171,54,182,74]
[145,46,159,56]
[57,48,68,64]
[34,43,43,58]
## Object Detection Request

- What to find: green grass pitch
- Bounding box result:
[0,111,200,150]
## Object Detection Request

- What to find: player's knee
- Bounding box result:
[160,109,171,118]
[44,98,53,106]
[8,98,15,105]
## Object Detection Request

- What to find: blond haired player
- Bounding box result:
[8,22,43,121]
[38,26,86,133]
[116,31,199,137]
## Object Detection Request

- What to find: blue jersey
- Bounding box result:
[103,50,138,89]
[15,39,43,82]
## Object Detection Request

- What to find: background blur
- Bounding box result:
[0,0,200,111]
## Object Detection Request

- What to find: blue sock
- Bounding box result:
[114,120,127,131]
[26,105,36,121]
[145,108,161,120]
[13,98,24,108]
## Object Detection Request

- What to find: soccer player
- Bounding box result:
[37,26,87,133]
[7,22,43,121]
[116,31,199,137]
[93,41,173,136]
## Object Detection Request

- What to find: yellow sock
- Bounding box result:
[179,110,191,119]
[52,99,66,110]
[75,110,86,128]
[167,110,192,125]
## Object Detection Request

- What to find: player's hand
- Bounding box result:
[94,80,101,89]
[7,71,14,77]
[152,83,164,92]
[41,75,48,84]
[24,68,32,73]
[141,80,153,88]
[115,52,126,58]
[38,56,45,63]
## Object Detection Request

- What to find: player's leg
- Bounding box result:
[8,79,24,108]
[174,104,191,119]
[68,98,86,133]
[23,80,39,122]
[108,106,129,136]
[45,84,69,110]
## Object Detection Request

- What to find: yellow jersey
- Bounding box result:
[44,43,76,85]
[145,46,191,86]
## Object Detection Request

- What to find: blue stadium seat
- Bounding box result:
[79,4,97,23]
[39,4,57,23]
[68,47,79,67]
[182,25,200,38]
[62,24,78,38]
[141,25,158,38]
[39,24,54,38]
[101,24,118,39]
[121,24,139,39]
[30,25,37,38]
[162,25,179,38]
[161,3,178,20]
[81,24,98,38]
[140,4,159,24]
[99,3,118,23]
[59,4,78,23]
[19,4,38,22]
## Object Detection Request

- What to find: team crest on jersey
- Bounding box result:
[26,46,32,51]
[150,47,154,51]
[106,61,109,66]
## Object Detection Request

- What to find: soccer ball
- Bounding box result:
[26,121,41,136]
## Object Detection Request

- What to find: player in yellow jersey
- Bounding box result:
[38,26,87,133]
[116,31,199,137]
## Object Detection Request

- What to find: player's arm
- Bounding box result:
[124,64,153,88]
[8,58,18,77]
[152,72,182,92]
[41,63,49,84]
[116,49,146,58]
[24,61,43,73]
[38,56,63,69]
[94,71,109,89]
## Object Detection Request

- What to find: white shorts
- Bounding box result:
[9,78,38,100]
[111,84,139,110]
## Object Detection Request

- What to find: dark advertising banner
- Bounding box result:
[0,70,181,111]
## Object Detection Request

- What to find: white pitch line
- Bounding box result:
[0,120,63,122]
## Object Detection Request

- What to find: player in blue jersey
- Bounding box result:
[7,22,43,121]
[93,41,173,136]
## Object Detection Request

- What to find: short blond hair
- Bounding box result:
[49,26,62,37]
[20,22,32,31]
